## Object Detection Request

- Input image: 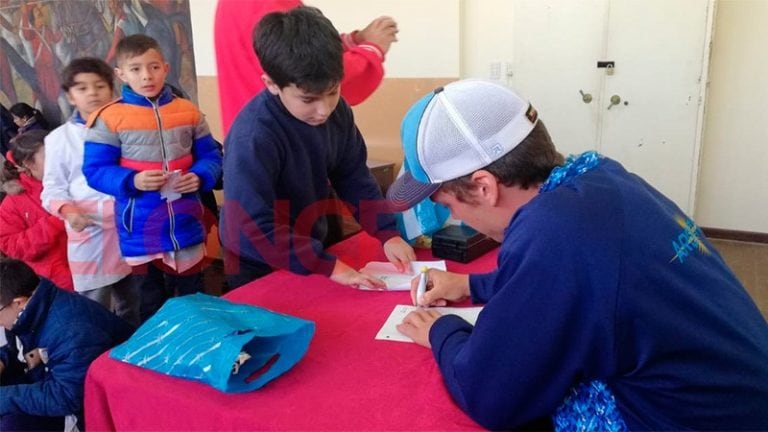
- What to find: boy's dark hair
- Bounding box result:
[61,57,115,92]
[0,258,40,305]
[0,129,48,187]
[115,34,164,66]
[440,121,565,203]
[253,6,343,93]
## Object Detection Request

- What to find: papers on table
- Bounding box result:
[358,260,447,291]
[375,304,483,343]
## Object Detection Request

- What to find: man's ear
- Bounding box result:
[471,170,500,206]
[262,74,280,95]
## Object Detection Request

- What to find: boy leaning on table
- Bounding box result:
[220,6,414,291]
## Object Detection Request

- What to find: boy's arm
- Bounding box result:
[41,132,75,217]
[82,117,140,199]
[339,16,397,105]
[221,129,336,276]
[339,45,385,106]
[188,116,223,192]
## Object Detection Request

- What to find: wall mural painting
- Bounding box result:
[0,0,197,127]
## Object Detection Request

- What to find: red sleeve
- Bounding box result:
[0,199,66,262]
[340,45,385,106]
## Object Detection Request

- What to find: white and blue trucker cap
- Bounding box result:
[387,79,539,211]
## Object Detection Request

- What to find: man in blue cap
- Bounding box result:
[388,79,768,430]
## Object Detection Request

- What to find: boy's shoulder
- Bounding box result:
[85,98,124,128]
[45,121,76,146]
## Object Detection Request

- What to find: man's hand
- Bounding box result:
[383,236,416,273]
[410,269,470,307]
[355,16,399,54]
[396,309,442,347]
[134,169,166,191]
[330,259,386,290]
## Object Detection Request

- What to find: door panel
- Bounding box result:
[601,0,710,212]
[508,0,711,213]
[510,0,608,156]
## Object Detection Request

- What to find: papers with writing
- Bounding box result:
[358,260,447,291]
[375,304,483,343]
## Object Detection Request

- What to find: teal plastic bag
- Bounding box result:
[110,293,315,393]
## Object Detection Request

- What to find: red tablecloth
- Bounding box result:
[85,232,498,430]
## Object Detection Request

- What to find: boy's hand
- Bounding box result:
[356,16,398,54]
[410,269,470,307]
[173,172,201,194]
[383,236,416,272]
[330,259,387,290]
[134,169,166,191]
[60,204,94,232]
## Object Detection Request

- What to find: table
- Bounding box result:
[85,232,498,430]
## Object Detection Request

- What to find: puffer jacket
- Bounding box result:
[0,173,73,290]
[83,84,222,257]
[0,279,134,422]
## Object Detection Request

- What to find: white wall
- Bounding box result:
[190,0,460,78]
[190,0,767,233]
[460,0,516,80]
[189,0,217,76]
[695,0,768,233]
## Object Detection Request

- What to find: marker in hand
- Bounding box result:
[416,266,428,308]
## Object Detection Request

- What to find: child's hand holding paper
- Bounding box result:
[159,169,182,202]
[358,260,447,290]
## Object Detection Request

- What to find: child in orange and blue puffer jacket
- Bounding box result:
[83,34,222,312]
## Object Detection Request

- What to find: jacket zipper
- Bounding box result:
[150,96,180,251]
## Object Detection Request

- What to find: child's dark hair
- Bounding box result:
[253,6,343,93]
[115,34,164,66]
[61,57,115,92]
[0,258,40,305]
[9,102,49,129]
[1,129,48,186]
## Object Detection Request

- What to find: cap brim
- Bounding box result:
[386,171,442,212]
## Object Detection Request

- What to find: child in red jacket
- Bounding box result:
[0,130,73,290]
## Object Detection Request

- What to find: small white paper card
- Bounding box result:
[375,304,483,343]
[159,169,182,202]
[358,260,447,291]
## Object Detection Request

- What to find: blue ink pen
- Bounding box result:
[416,266,428,307]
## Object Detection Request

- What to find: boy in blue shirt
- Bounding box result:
[221,6,413,290]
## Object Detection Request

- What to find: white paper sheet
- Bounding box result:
[159,169,182,202]
[375,304,483,343]
[358,260,447,291]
